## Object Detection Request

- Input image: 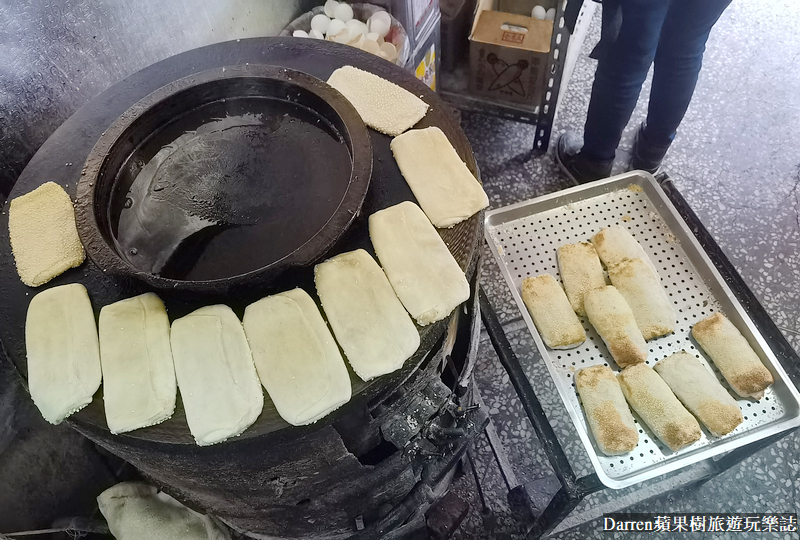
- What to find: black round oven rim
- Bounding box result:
[75,64,373,293]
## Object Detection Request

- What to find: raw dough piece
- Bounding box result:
[327,65,429,136]
[9,181,85,287]
[575,365,638,455]
[390,127,489,228]
[243,289,351,426]
[26,283,101,424]
[170,305,263,445]
[556,242,606,316]
[98,482,230,540]
[655,351,743,437]
[584,286,648,368]
[618,363,702,452]
[692,312,773,399]
[608,257,675,340]
[591,226,658,275]
[369,201,469,325]
[315,250,420,380]
[520,274,585,349]
[99,293,176,434]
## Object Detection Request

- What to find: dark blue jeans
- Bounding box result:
[582,0,732,164]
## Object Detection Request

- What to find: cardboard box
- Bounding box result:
[468,0,553,107]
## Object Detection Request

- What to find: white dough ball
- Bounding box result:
[367,11,391,38]
[346,19,368,38]
[379,41,397,62]
[292,30,309,38]
[326,18,347,37]
[333,2,354,22]
[545,8,556,20]
[324,0,339,18]
[331,28,351,44]
[531,5,546,19]
[361,38,381,56]
[309,29,324,39]
[310,14,331,34]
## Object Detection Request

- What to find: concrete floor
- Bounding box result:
[452,0,800,538]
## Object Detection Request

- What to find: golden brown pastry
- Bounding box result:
[576,365,638,455]
[618,363,702,452]
[654,351,743,437]
[520,274,585,349]
[608,257,675,340]
[584,286,648,368]
[556,242,606,316]
[692,312,774,399]
[591,226,658,275]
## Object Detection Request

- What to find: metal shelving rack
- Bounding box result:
[440,0,597,153]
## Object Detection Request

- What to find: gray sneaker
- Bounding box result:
[555,132,613,185]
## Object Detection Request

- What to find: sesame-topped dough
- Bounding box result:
[327,66,429,136]
[618,363,702,452]
[576,365,638,455]
[315,250,420,381]
[9,182,85,287]
[369,201,469,326]
[171,305,263,445]
[243,289,351,426]
[655,351,743,437]
[99,293,176,434]
[692,313,773,400]
[26,284,101,425]
[520,274,585,349]
[584,286,648,368]
[390,127,488,228]
[608,257,675,340]
[556,242,606,316]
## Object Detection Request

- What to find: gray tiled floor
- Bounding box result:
[452,0,800,537]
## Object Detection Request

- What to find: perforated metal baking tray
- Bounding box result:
[484,171,800,489]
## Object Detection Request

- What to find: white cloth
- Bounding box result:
[98,482,230,540]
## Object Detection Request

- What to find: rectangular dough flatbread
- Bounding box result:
[591,226,658,275]
[9,182,85,287]
[98,293,176,434]
[369,201,470,326]
[576,365,638,455]
[390,127,489,228]
[520,274,585,349]
[691,312,774,399]
[315,250,420,381]
[171,305,263,445]
[608,257,675,340]
[243,288,351,426]
[26,283,101,424]
[618,363,702,452]
[654,351,743,437]
[584,286,648,368]
[556,242,606,316]
[327,65,429,136]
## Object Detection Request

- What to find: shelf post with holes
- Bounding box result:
[440,0,597,153]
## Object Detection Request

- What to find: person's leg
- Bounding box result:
[632,0,732,169]
[557,0,671,183]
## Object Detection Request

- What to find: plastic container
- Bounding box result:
[408,12,441,90]
[281,4,411,67]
